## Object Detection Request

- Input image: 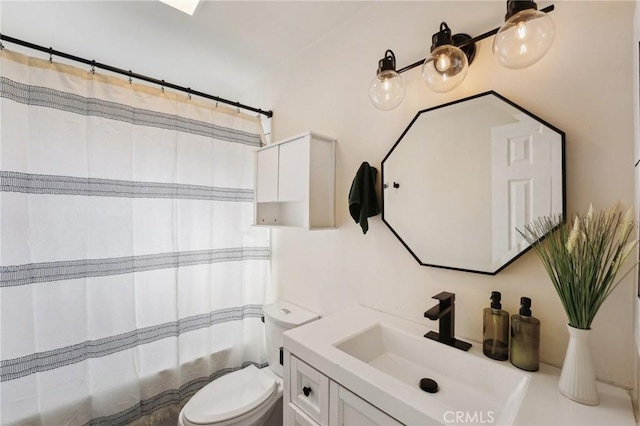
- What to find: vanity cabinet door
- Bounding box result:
[288,403,321,426]
[329,381,403,426]
[290,356,330,425]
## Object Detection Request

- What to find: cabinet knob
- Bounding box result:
[302,386,312,397]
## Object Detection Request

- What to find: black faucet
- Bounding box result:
[424,291,472,351]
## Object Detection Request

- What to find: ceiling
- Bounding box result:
[0,1,371,102]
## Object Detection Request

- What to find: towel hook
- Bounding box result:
[393,182,400,188]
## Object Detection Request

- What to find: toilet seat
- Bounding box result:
[183,365,276,425]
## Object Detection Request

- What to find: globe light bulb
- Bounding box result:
[422,44,468,93]
[421,22,470,93]
[369,50,405,111]
[369,69,405,111]
[493,7,555,69]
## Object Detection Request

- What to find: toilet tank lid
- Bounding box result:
[263,301,319,328]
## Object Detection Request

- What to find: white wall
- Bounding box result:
[243,1,637,389]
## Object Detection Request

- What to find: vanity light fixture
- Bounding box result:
[369,50,405,111]
[370,1,555,109]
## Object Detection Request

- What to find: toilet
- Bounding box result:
[178,301,319,426]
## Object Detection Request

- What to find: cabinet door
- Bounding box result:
[288,403,321,426]
[290,356,329,425]
[329,381,403,426]
[278,139,308,202]
[255,146,279,202]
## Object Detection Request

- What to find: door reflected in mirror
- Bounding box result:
[381,91,565,274]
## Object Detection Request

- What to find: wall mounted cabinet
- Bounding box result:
[254,131,336,229]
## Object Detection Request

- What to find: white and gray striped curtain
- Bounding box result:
[0,50,271,425]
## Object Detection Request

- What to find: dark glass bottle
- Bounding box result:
[510,297,540,371]
[483,291,509,361]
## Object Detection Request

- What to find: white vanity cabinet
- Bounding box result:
[254,131,335,229]
[284,352,402,426]
[282,305,636,426]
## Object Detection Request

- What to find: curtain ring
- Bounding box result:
[0,41,4,51]
[128,70,133,84]
[48,47,53,63]
[161,80,165,93]
[215,101,219,108]
[187,87,192,100]
[90,60,96,75]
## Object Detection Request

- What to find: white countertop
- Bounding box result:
[283,304,635,426]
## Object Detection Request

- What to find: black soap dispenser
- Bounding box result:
[483,291,509,361]
[510,297,540,371]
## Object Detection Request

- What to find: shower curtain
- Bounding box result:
[0,49,271,425]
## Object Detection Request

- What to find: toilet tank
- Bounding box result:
[263,301,319,377]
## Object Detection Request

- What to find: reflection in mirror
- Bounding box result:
[381,91,565,274]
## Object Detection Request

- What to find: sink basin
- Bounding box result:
[334,323,530,425]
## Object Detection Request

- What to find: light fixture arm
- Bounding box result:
[431,22,455,51]
[377,49,398,74]
[396,4,554,75]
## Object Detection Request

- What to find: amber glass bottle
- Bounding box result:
[482,291,509,361]
[510,297,540,371]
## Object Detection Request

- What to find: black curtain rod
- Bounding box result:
[0,33,273,118]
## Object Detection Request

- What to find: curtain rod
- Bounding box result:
[0,33,274,119]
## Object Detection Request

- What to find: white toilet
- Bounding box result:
[178,301,319,426]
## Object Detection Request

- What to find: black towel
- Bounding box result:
[349,162,380,234]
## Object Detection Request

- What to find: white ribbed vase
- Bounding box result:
[558,325,599,405]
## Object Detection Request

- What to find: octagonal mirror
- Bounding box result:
[381,91,565,274]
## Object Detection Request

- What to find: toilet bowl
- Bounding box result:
[178,301,319,426]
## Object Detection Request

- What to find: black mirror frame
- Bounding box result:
[381,90,566,275]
